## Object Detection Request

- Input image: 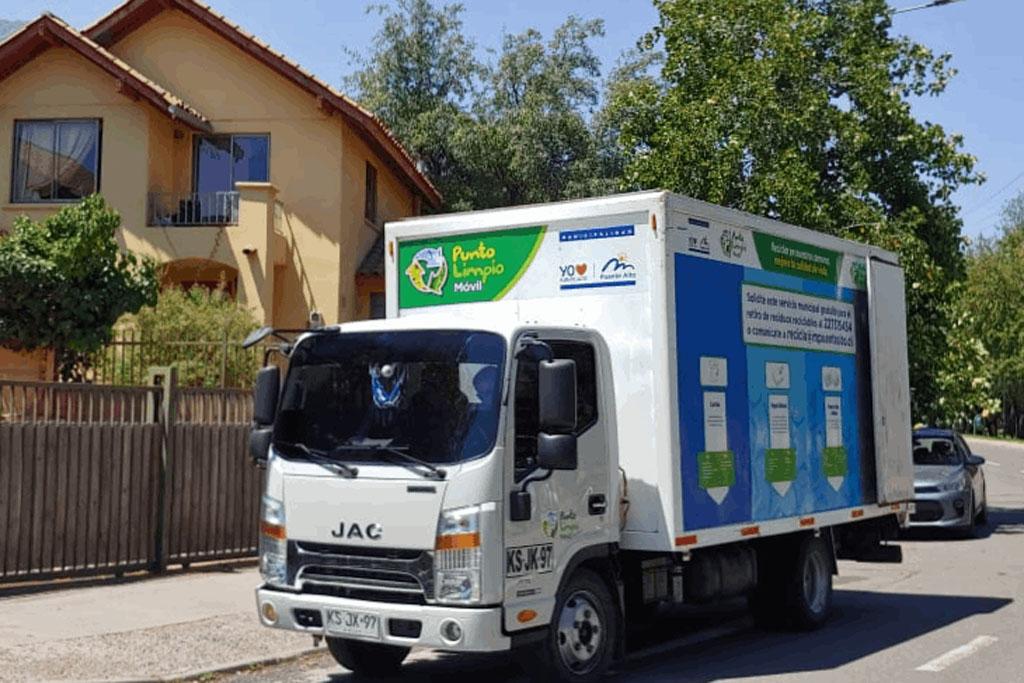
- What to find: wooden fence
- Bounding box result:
[0,373,260,584]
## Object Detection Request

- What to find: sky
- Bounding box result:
[6,0,1021,239]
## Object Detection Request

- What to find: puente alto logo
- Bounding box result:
[405,247,448,295]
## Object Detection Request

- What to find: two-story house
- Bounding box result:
[0,0,441,377]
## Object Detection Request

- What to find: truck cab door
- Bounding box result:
[502,334,612,633]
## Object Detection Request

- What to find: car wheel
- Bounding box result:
[960,497,977,539]
[976,492,988,526]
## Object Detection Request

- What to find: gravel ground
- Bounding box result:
[0,567,314,682]
[0,614,313,682]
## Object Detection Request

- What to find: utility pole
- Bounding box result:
[893,0,965,14]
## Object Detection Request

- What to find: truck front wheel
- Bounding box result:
[520,568,619,682]
[325,638,409,677]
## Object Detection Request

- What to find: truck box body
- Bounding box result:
[386,191,913,553]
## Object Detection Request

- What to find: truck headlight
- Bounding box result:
[260,495,287,587]
[434,505,482,604]
[939,471,968,493]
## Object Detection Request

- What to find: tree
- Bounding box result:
[105,286,261,388]
[0,195,158,378]
[346,1,612,210]
[604,0,982,421]
[345,0,481,209]
[961,192,1024,434]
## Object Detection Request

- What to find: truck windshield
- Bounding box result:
[274,330,505,465]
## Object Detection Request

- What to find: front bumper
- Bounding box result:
[256,586,511,652]
[909,489,971,528]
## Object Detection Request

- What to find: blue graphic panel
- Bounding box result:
[746,345,807,519]
[675,253,868,531]
[675,254,751,530]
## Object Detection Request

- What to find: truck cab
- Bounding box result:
[254,316,623,679]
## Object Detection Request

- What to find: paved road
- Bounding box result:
[215,436,1024,683]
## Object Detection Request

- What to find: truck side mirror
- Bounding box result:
[250,426,273,466]
[537,433,577,470]
[538,359,576,433]
[251,365,280,467]
[253,365,280,426]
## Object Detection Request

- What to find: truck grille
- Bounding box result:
[287,541,433,604]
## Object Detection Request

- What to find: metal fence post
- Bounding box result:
[220,329,229,389]
[147,366,177,572]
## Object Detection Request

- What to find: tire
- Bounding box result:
[783,535,833,631]
[960,497,977,539]
[518,568,619,682]
[976,490,988,526]
[325,638,409,678]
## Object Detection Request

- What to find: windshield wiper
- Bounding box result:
[332,444,447,480]
[275,441,359,478]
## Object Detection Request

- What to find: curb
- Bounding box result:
[64,646,323,683]
[162,646,324,682]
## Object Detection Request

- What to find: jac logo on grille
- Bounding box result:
[331,522,383,540]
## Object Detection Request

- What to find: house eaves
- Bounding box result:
[85,0,442,209]
[0,14,211,132]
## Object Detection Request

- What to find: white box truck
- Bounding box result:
[250,191,913,681]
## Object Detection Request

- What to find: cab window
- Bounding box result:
[513,340,598,481]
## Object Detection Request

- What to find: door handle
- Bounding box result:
[588,494,607,516]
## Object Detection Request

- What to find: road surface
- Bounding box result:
[215,435,1024,683]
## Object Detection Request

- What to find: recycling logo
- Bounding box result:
[720,229,747,259]
[405,247,448,296]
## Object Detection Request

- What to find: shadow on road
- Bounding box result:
[309,589,1011,683]
[900,505,1024,542]
[984,506,1024,535]
[620,589,1012,682]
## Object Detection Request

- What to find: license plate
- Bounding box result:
[324,609,381,640]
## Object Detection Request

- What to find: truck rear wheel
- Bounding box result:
[750,534,833,630]
[786,535,833,630]
[326,638,409,677]
[519,568,619,682]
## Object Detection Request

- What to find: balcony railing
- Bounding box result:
[147,191,240,226]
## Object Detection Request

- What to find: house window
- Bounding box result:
[11,119,101,203]
[193,134,269,193]
[365,161,378,223]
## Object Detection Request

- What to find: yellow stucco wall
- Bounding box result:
[340,125,416,321]
[0,5,423,345]
[108,8,347,328]
[0,46,152,235]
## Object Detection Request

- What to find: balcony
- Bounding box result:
[147,191,240,226]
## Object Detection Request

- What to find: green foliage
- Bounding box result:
[933,284,998,426]
[107,286,262,388]
[346,1,613,210]
[0,195,158,371]
[604,0,982,422]
[961,192,1024,431]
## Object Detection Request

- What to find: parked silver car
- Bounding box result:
[909,428,987,535]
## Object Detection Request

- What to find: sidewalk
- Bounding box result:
[0,566,316,682]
